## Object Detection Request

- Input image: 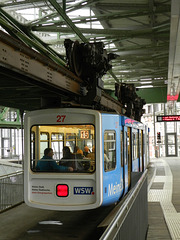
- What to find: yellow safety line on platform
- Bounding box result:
[148,158,180,240]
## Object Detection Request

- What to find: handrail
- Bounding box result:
[0,170,23,180]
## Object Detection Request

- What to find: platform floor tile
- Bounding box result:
[147,158,180,240]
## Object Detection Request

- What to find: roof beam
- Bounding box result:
[32,25,169,38]
[48,0,88,43]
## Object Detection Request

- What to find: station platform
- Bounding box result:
[147,157,180,240]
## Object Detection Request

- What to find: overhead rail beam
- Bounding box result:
[0,30,124,113]
[0,30,82,95]
[0,1,120,86]
[0,7,66,66]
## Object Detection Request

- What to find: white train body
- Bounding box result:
[24,108,103,210]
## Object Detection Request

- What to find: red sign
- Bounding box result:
[157,115,180,122]
[167,94,179,101]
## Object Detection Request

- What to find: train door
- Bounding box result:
[143,129,147,168]
[146,127,150,167]
[120,127,126,195]
[131,128,139,172]
[123,126,131,191]
[127,127,131,188]
[139,130,144,171]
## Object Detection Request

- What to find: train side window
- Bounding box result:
[137,131,139,158]
[132,132,135,160]
[139,131,142,156]
[132,130,139,160]
[125,131,128,165]
[104,131,116,171]
[121,131,123,167]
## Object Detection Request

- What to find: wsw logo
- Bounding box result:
[74,187,94,195]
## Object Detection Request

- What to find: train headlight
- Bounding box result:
[56,184,69,197]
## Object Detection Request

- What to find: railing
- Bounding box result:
[99,170,148,240]
[0,171,24,212]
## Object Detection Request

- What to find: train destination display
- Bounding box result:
[157,115,180,122]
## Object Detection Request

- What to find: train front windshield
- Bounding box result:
[30,124,95,173]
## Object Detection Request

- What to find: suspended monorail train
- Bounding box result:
[24,108,149,211]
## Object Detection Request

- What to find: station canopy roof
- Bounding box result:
[0,0,179,104]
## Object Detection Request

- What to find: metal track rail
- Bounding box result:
[0,30,82,95]
[0,30,123,113]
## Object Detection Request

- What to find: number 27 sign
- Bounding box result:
[57,115,66,122]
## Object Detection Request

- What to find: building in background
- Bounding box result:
[0,107,23,161]
[142,102,180,158]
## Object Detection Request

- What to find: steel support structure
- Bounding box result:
[0,30,123,113]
